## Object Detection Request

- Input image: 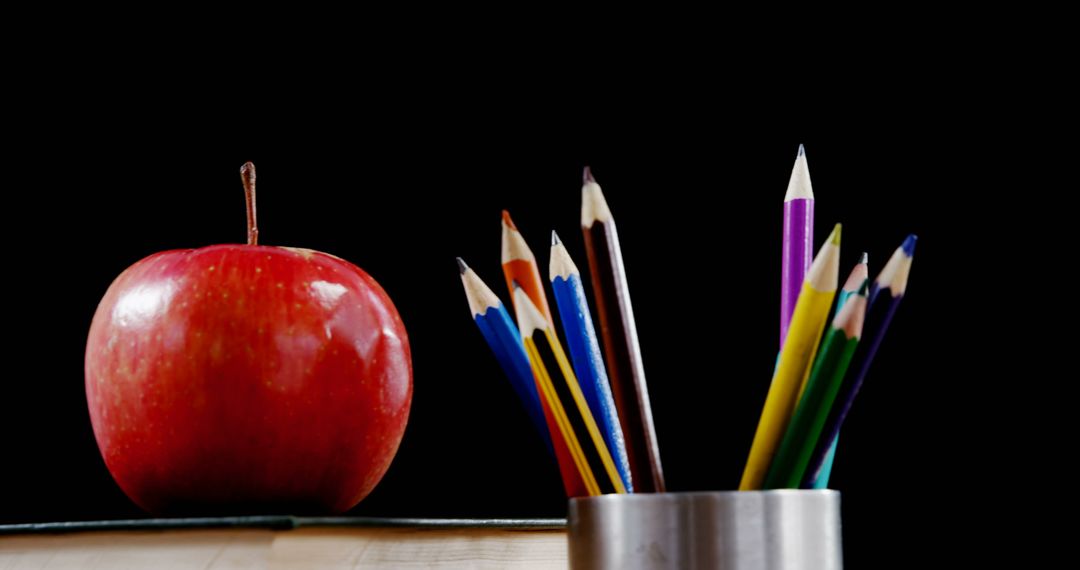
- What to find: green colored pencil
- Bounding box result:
[807,252,867,488]
[763,275,869,489]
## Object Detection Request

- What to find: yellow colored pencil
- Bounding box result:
[740,223,842,490]
[524,333,599,496]
[513,284,627,495]
[518,334,598,492]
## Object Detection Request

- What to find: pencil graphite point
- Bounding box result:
[830,224,842,245]
[501,210,518,231]
[902,234,918,256]
[859,252,869,264]
[548,233,578,280]
[583,166,596,184]
[875,235,917,295]
[841,254,869,294]
[511,279,524,291]
[456,257,468,275]
[581,171,613,227]
[784,146,814,201]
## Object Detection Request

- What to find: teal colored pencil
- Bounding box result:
[549,231,633,491]
[807,253,867,489]
[811,441,837,488]
[764,272,869,489]
[835,253,868,313]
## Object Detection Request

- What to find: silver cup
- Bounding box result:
[568,490,842,570]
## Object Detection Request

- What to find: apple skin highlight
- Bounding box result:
[85,245,412,514]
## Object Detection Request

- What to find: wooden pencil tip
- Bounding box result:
[551,230,561,246]
[829,223,842,245]
[456,257,468,275]
[859,252,868,264]
[902,234,918,256]
[501,209,518,230]
[583,166,596,184]
[784,145,814,201]
[580,172,613,226]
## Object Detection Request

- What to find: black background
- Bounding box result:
[0,98,1002,566]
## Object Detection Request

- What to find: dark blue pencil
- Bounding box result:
[802,235,916,488]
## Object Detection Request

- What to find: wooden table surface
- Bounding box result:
[0,518,569,569]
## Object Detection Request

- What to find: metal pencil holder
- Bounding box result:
[568,490,842,570]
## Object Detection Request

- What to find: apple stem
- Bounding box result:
[240,162,259,245]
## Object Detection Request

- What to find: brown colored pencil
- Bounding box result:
[580,167,665,492]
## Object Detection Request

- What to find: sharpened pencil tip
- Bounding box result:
[784,145,814,201]
[551,230,561,246]
[501,210,517,231]
[583,166,596,184]
[902,234,918,256]
[859,252,868,264]
[829,223,842,245]
[511,279,523,291]
[456,257,468,274]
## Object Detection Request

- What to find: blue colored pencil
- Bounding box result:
[549,231,633,491]
[458,258,553,453]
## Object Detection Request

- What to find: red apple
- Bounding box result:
[84,163,412,514]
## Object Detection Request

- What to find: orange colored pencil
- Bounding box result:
[502,210,553,324]
[500,210,587,497]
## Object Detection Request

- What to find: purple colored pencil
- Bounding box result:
[802,235,917,488]
[781,144,815,349]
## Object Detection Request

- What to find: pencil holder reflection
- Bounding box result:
[568,490,841,570]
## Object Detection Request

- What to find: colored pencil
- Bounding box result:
[803,235,917,488]
[781,144,815,349]
[457,258,552,454]
[763,272,869,489]
[500,211,588,497]
[580,167,665,493]
[806,252,867,489]
[740,223,841,490]
[502,210,553,324]
[549,231,633,491]
[836,252,869,312]
[811,439,838,489]
[513,285,627,496]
